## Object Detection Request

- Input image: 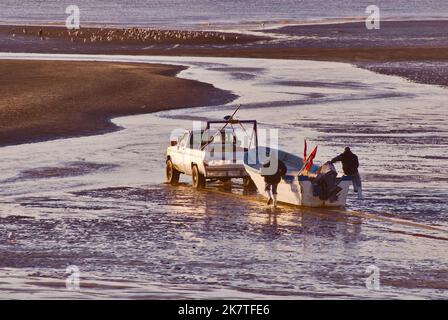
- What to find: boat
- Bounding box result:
[180,104,352,207]
[244,146,352,207]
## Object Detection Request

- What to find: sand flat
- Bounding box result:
[0,59,235,146]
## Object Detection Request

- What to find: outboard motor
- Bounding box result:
[314,162,342,202]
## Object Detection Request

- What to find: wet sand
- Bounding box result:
[1,21,448,147]
[0,60,236,146]
[0,56,446,299]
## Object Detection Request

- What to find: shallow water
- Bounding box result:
[0,54,447,299]
[2,0,448,28]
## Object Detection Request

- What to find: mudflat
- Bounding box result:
[0,60,236,146]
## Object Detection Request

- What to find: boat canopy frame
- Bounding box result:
[204,119,259,163]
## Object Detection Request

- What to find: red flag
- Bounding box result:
[305,146,318,171]
[304,139,307,161]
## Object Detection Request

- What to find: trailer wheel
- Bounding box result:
[192,165,206,189]
[166,159,180,185]
[243,176,256,190]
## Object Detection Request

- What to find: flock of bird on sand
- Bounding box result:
[13,27,239,44]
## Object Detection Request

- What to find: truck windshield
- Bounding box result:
[179,132,189,148]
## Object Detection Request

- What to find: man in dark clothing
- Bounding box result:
[262,157,288,207]
[331,147,363,199]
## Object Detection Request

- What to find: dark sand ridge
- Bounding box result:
[2,23,448,62]
[2,21,448,86]
[0,25,265,47]
[0,60,236,146]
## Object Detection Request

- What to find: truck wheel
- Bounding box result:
[166,159,180,185]
[192,165,206,189]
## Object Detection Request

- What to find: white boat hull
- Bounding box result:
[244,147,351,207]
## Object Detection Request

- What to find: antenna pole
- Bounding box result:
[201,104,242,150]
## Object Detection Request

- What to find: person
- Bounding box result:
[331,147,363,199]
[261,156,287,208]
[315,162,340,202]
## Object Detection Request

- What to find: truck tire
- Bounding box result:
[166,159,180,185]
[192,165,206,189]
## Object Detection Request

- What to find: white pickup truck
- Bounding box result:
[166,120,258,189]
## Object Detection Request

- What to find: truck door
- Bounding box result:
[172,132,189,173]
[183,132,195,175]
[184,130,206,176]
